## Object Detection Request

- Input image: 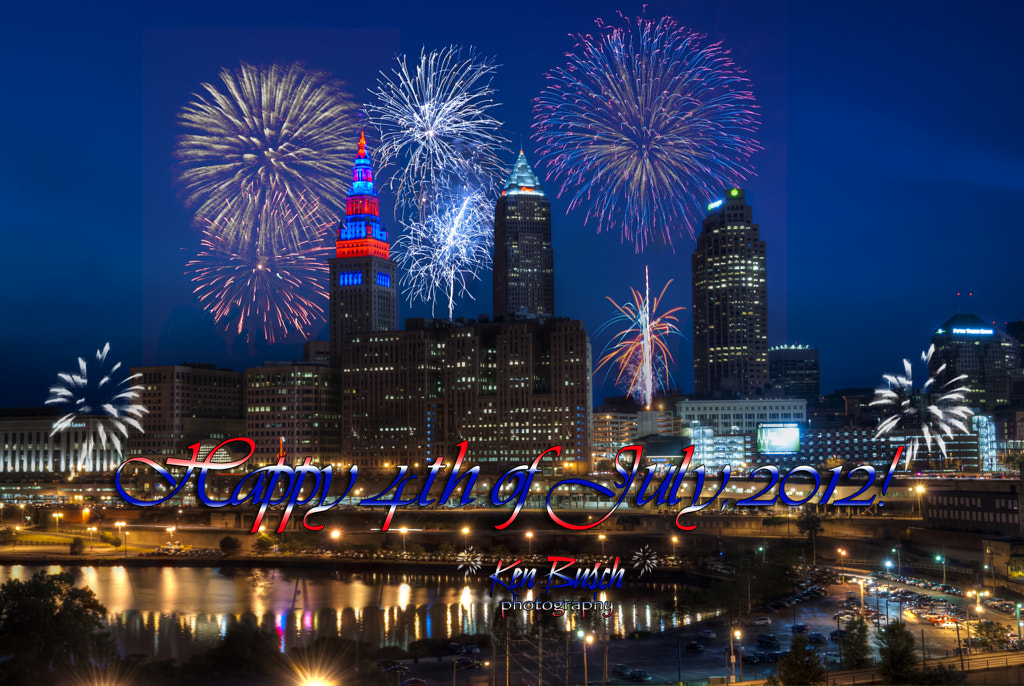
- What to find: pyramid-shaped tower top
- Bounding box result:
[500,150,546,198]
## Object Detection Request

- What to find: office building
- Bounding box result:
[329,130,398,362]
[769,344,820,401]
[244,362,341,466]
[0,407,124,473]
[336,317,591,472]
[493,151,554,318]
[691,188,768,396]
[675,398,807,435]
[128,364,245,459]
[930,314,1021,412]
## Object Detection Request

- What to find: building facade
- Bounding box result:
[128,364,245,459]
[244,362,341,466]
[0,408,125,473]
[930,314,1020,413]
[691,188,768,396]
[769,344,820,401]
[493,151,554,318]
[329,130,398,362]
[675,398,807,435]
[336,317,591,472]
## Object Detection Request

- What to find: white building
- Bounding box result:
[675,398,807,435]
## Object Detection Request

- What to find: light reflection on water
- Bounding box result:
[0,565,702,660]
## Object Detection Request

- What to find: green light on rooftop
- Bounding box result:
[730,189,740,197]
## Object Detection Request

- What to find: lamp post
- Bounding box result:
[115,521,126,558]
[87,526,96,551]
[915,485,925,517]
[52,512,63,533]
[599,534,606,556]
[0,503,4,525]
[735,630,743,682]
[330,529,341,555]
[671,536,678,559]
[400,527,408,554]
[936,555,946,585]
[758,545,766,564]
[838,548,847,582]
[583,633,593,685]
[727,628,737,684]
[82,506,90,524]
[1016,603,1022,650]
[892,545,902,577]
[461,526,470,549]
[123,530,130,559]
[526,531,533,556]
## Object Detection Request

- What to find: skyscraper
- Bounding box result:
[329,131,397,362]
[930,314,1021,412]
[493,151,554,318]
[691,188,768,397]
[769,344,820,401]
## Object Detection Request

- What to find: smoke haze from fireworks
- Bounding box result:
[532,15,761,252]
[45,343,147,468]
[366,46,509,215]
[869,344,975,468]
[175,61,358,250]
[392,189,493,320]
[596,268,685,407]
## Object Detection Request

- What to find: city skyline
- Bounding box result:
[2,1,1022,408]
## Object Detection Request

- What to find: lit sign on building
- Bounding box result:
[707,199,723,211]
[952,328,993,335]
[756,422,801,455]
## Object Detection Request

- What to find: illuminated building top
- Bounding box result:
[500,150,546,198]
[337,130,389,259]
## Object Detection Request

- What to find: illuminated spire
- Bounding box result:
[357,129,367,159]
[501,150,546,197]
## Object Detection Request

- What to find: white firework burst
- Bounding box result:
[392,187,493,320]
[631,545,658,576]
[870,344,974,469]
[45,343,147,469]
[457,547,483,577]
[175,61,358,249]
[366,46,509,215]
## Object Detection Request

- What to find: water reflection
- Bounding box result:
[0,566,700,660]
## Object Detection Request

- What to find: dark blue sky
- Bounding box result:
[2,1,1021,407]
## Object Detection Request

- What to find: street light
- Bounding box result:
[82,506,90,523]
[115,521,127,558]
[599,534,606,556]
[671,536,678,559]
[400,527,408,554]
[461,526,470,548]
[838,548,847,581]
[52,512,64,532]
[915,485,925,516]
[936,555,946,585]
[758,545,766,563]
[87,526,97,551]
[891,545,902,576]
[580,632,593,685]
[1016,603,1022,650]
[526,531,533,555]
[735,630,743,682]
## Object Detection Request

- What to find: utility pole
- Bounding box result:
[538,625,543,686]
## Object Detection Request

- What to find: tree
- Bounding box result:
[0,571,113,685]
[69,537,85,556]
[99,531,121,548]
[0,527,16,546]
[219,535,241,556]
[796,509,824,564]
[840,616,871,668]
[918,664,967,685]
[777,633,826,685]
[877,620,917,685]
[253,533,274,556]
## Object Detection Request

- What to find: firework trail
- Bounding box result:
[175,61,358,249]
[631,545,659,576]
[597,268,685,407]
[367,46,509,215]
[870,344,975,469]
[392,188,493,320]
[186,220,332,344]
[45,343,147,470]
[533,15,761,252]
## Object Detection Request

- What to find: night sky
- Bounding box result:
[2,0,1022,408]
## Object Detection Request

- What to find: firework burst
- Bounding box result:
[186,217,332,343]
[457,547,483,577]
[596,268,685,407]
[631,545,658,576]
[533,15,761,251]
[870,344,975,469]
[392,187,493,320]
[45,343,147,469]
[367,46,509,214]
[175,61,358,248]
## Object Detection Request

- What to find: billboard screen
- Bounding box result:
[756,422,801,455]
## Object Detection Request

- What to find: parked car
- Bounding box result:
[685,642,704,653]
[700,629,717,639]
[750,616,772,626]
[613,664,632,677]
[790,623,809,633]
[628,669,653,682]
[808,632,827,644]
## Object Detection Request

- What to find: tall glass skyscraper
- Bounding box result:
[691,188,768,397]
[493,151,554,318]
